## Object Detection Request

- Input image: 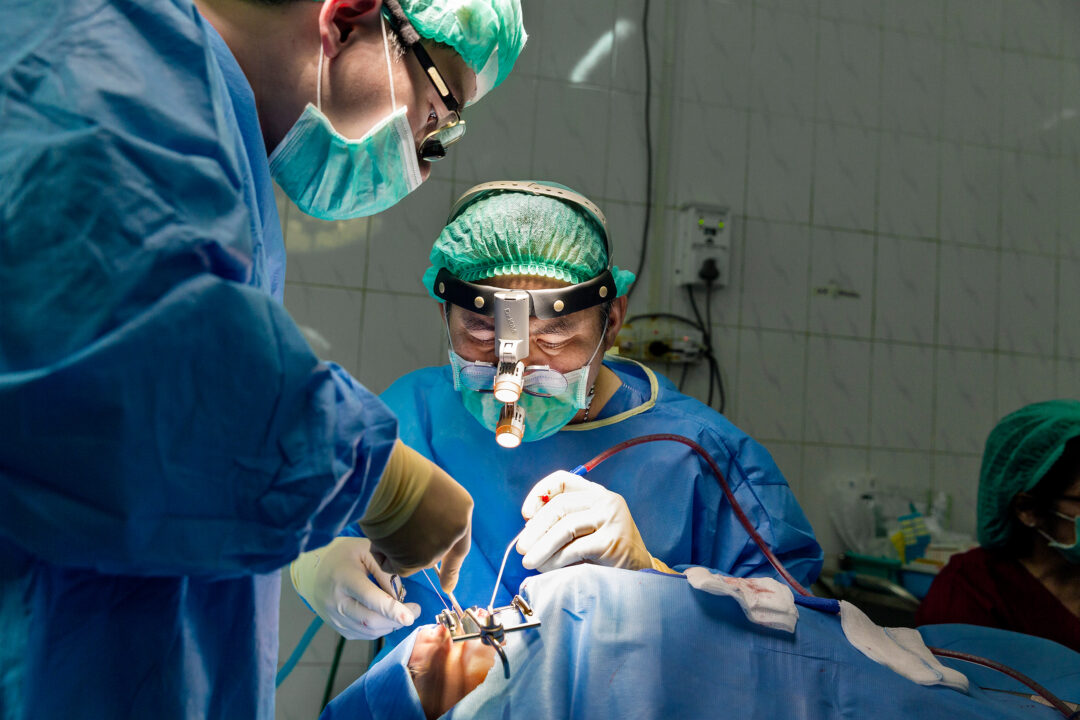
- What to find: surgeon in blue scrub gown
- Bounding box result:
[293,181,823,654]
[0,0,525,717]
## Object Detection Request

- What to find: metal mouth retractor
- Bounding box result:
[436,595,540,679]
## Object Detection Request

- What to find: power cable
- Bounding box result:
[626,0,652,301]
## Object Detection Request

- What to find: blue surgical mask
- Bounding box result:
[268,15,422,220]
[1039,511,1080,564]
[447,319,607,443]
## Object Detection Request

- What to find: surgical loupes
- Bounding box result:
[493,290,530,448]
[435,595,541,679]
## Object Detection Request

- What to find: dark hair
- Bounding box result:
[1008,439,1080,555]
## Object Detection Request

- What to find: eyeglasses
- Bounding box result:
[383,9,466,162]
[458,361,570,398]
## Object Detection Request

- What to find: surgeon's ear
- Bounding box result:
[319,0,382,59]
[604,296,629,350]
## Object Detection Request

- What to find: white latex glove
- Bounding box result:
[291,536,421,640]
[516,470,673,573]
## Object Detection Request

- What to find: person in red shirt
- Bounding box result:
[916,400,1080,652]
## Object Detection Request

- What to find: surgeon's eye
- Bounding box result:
[535,337,570,351]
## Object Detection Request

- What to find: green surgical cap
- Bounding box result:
[977,399,1080,548]
[399,0,526,101]
[310,0,526,101]
[423,182,636,301]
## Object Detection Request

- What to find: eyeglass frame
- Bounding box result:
[380,2,465,162]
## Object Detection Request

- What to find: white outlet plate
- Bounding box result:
[672,205,731,288]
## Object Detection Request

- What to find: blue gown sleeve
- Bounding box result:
[0,0,397,576]
[690,428,824,587]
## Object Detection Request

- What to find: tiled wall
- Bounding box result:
[275,1,1079,715]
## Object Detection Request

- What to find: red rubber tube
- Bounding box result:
[928,648,1076,718]
[582,433,1077,717]
[581,432,811,596]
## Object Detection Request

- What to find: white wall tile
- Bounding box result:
[871,343,934,450]
[805,336,873,445]
[945,0,1002,47]
[808,228,874,338]
[1058,257,1080,359]
[874,236,937,344]
[604,201,647,289]
[740,219,810,331]
[812,124,879,232]
[936,244,998,350]
[672,103,749,211]
[800,445,871,557]
[943,45,1002,146]
[533,81,610,200]
[750,8,818,117]
[611,0,666,94]
[365,180,453,294]
[1058,359,1080,398]
[452,75,538,186]
[997,252,1056,355]
[1001,0,1062,56]
[815,20,881,127]
[880,32,944,138]
[746,113,814,223]
[535,0,616,85]
[358,292,446,395]
[1063,62,1080,158]
[877,133,939,238]
[881,0,944,37]
[1059,156,1080,257]
[996,354,1057,418]
[868,450,933,502]
[757,0,818,17]
[605,91,650,203]
[283,207,370,289]
[283,285,364,378]
[735,329,806,441]
[680,0,753,108]
[940,143,1000,247]
[1000,152,1060,255]
[934,349,996,453]
[819,0,881,24]
[1000,54,1062,156]
[932,452,982,536]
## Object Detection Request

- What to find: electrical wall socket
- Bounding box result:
[672,205,731,288]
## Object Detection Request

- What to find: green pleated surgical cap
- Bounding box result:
[977,399,1080,548]
[423,182,636,301]
[397,0,526,101]
[312,0,527,102]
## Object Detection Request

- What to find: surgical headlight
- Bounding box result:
[493,290,530,403]
[496,403,526,448]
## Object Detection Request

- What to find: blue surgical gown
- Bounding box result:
[325,566,1077,720]
[0,1,397,717]
[364,357,823,652]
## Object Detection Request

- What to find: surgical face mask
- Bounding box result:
[447,319,607,443]
[1038,511,1080,564]
[268,15,422,220]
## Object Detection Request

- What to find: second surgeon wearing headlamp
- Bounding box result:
[291,182,823,645]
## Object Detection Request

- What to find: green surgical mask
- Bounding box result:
[1038,511,1080,564]
[268,16,422,220]
[447,320,607,443]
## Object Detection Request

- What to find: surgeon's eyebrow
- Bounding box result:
[461,314,495,332]
[532,317,577,335]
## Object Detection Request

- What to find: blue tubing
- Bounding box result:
[276,616,324,688]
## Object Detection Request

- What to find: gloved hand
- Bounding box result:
[516,470,673,573]
[291,536,421,640]
[360,440,472,591]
